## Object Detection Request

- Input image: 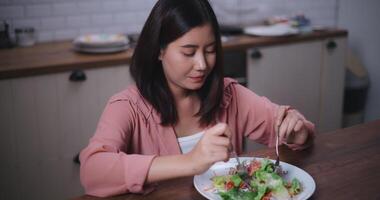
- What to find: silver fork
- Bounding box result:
[217,119,252,189]
[274,124,281,174]
[231,150,253,190]
[216,118,245,172]
[231,150,244,173]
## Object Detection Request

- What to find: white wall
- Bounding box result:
[338,0,380,122]
[1,0,337,42]
[212,0,338,27]
[0,0,157,42]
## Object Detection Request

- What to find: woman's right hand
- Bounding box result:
[186,123,231,174]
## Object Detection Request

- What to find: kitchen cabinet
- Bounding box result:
[319,39,346,133]
[245,37,346,151]
[0,65,133,199]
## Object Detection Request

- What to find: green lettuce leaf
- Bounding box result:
[212,175,227,190]
[230,174,242,187]
[219,188,258,200]
[289,178,302,195]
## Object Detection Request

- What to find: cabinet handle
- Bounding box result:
[327,41,337,50]
[69,70,87,82]
[250,49,262,59]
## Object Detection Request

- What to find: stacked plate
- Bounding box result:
[244,23,299,37]
[73,33,129,54]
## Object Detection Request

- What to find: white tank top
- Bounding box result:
[177,131,205,154]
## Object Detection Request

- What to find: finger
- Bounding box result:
[279,117,289,142]
[294,120,304,132]
[208,145,228,154]
[211,136,230,147]
[207,123,227,137]
[276,106,287,127]
[286,116,298,137]
[207,145,229,159]
[212,150,230,162]
[223,125,232,139]
[285,143,305,151]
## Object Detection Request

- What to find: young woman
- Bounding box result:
[79,0,315,197]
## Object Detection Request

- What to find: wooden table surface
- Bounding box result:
[72,119,380,200]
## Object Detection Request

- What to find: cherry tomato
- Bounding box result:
[239,182,246,189]
[262,192,272,200]
[225,181,234,191]
[248,161,261,176]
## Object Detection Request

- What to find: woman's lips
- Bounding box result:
[188,75,205,82]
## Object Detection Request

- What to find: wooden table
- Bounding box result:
[72,120,380,200]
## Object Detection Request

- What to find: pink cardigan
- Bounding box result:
[79,78,315,197]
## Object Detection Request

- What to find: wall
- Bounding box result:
[1,0,337,42]
[338,0,380,122]
[212,0,338,27]
[0,0,156,42]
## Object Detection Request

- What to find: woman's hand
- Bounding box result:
[186,123,231,174]
[147,123,231,182]
[276,106,309,146]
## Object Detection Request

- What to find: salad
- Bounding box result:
[211,158,302,200]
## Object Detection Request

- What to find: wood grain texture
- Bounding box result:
[71,119,380,200]
[0,30,347,80]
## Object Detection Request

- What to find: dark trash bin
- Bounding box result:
[343,69,370,127]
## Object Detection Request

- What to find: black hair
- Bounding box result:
[130,0,224,126]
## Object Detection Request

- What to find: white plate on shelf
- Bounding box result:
[244,24,299,37]
[73,33,129,48]
[73,45,128,54]
[194,157,316,200]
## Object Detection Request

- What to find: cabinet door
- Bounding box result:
[245,42,322,151]
[0,64,133,200]
[0,79,21,200]
[0,74,62,199]
[53,64,133,198]
[56,65,132,160]
[319,38,347,133]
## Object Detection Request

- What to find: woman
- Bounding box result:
[80,0,315,197]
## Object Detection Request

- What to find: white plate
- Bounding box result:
[73,33,129,48]
[194,157,315,200]
[244,24,299,37]
[73,45,128,54]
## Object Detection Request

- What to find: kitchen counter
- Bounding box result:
[0,29,347,79]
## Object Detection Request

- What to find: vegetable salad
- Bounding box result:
[211,159,302,200]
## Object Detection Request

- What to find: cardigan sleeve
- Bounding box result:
[79,97,156,197]
[231,83,315,148]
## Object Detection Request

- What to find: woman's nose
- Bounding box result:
[194,54,207,70]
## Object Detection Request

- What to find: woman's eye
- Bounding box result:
[205,46,216,54]
[183,51,195,57]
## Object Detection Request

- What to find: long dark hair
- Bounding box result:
[130,0,224,126]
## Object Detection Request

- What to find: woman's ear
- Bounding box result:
[158,49,164,60]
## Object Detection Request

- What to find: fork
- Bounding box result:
[231,150,244,173]
[215,118,245,171]
[274,124,281,173]
[231,150,253,190]
[216,119,252,188]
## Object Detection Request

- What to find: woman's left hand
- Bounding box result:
[276,106,309,146]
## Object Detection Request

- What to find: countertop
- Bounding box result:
[0,29,347,80]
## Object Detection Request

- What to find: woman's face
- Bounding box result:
[159,24,216,95]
